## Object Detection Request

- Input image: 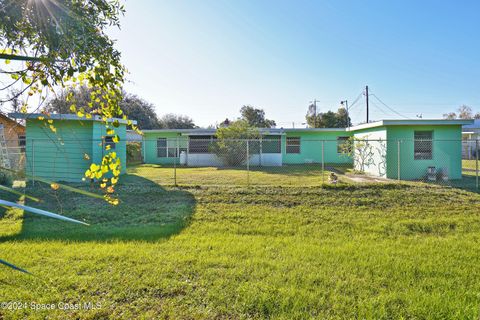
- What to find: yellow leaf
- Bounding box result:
[49,125,57,133]
[85,169,91,177]
[70,105,76,112]
[37,116,45,120]
[112,136,119,143]
[50,183,60,191]
[110,152,117,159]
[77,111,84,117]
[95,171,102,179]
[100,183,106,188]
[83,153,90,160]
[106,186,115,194]
[90,163,99,171]
[105,145,111,150]
[85,113,92,119]
[111,177,118,184]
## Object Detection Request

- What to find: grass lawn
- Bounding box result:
[1,165,480,318]
[463,159,479,171]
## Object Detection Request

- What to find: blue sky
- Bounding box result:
[109,0,480,127]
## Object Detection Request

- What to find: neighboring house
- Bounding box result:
[462,119,480,159]
[141,119,472,181]
[9,113,135,182]
[0,113,26,170]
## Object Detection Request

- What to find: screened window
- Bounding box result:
[18,135,26,152]
[414,131,433,160]
[262,135,281,153]
[157,138,167,157]
[286,137,301,154]
[189,136,213,154]
[105,136,116,150]
[337,136,350,153]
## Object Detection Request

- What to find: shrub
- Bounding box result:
[0,171,13,186]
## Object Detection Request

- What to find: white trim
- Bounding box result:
[9,113,136,125]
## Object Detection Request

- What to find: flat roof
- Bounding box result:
[141,119,472,134]
[347,119,474,131]
[9,113,137,125]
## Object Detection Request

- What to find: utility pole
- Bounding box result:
[340,100,349,128]
[309,99,320,128]
[365,85,369,123]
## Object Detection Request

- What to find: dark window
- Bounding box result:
[414,131,433,160]
[189,136,213,154]
[337,136,350,153]
[262,135,281,153]
[286,137,301,154]
[105,136,116,150]
[18,135,26,152]
[157,138,167,157]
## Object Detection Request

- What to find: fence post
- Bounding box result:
[174,137,178,187]
[31,138,35,186]
[476,139,479,190]
[246,139,250,186]
[321,140,325,185]
[397,139,401,181]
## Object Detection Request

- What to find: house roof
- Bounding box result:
[347,119,474,131]
[0,113,25,129]
[141,119,472,135]
[463,119,480,129]
[8,113,137,125]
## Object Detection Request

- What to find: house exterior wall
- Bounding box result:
[386,125,463,180]
[353,127,388,177]
[282,131,353,164]
[143,132,183,165]
[25,119,127,182]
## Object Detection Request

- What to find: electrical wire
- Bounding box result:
[370,93,410,119]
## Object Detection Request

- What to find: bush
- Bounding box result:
[0,171,13,186]
[127,142,142,164]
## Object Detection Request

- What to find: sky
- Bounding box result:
[108,0,480,127]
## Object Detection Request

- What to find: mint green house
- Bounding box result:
[139,119,472,181]
[11,113,132,183]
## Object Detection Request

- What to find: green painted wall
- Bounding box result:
[386,125,463,180]
[143,132,184,165]
[282,131,353,164]
[26,119,127,183]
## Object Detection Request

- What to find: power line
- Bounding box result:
[370,93,410,119]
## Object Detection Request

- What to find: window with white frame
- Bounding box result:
[157,138,183,158]
[286,137,300,154]
[414,131,433,160]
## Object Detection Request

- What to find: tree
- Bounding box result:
[239,105,276,128]
[306,107,351,128]
[210,120,259,166]
[158,114,196,129]
[443,105,477,119]
[45,85,99,114]
[120,94,160,130]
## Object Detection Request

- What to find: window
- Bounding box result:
[286,137,301,154]
[18,135,25,152]
[414,131,433,160]
[337,136,350,153]
[105,136,116,150]
[262,135,281,153]
[157,138,167,157]
[189,135,213,154]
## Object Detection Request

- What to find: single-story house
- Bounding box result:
[462,119,480,159]
[9,113,135,183]
[0,113,25,170]
[140,119,472,180]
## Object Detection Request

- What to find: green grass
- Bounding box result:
[463,159,479,171]
[129,163,352,187]
[1,165,480,318]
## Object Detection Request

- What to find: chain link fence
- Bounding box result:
[0,137,478,191]
[135,137,480,190]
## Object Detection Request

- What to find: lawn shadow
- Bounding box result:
[0,174,196,242]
